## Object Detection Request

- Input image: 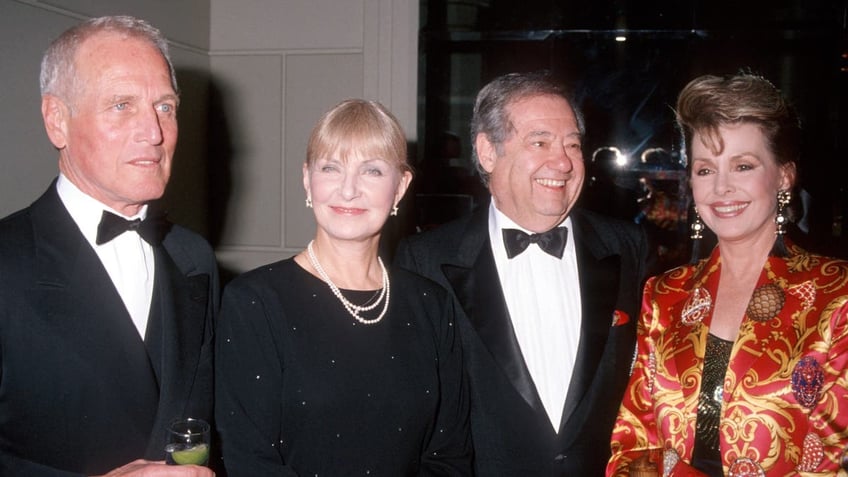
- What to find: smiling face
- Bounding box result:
[304,147,411,244]
[477,94,584,232]
[42,32,178,216]
[690,122,795,248]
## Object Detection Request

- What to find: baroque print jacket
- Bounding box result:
[607,242,848,477]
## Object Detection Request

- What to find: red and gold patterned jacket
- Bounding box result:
[607,242,848,477]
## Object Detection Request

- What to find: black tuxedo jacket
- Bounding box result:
[396,205,654,476]
[0,183,219,476]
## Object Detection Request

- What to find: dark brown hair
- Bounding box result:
[675,73,801,178]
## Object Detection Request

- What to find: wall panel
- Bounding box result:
[283,53,365,248]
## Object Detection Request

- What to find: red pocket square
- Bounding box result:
[612,310,630,326]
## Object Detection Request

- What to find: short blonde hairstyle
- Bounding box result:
[306,99,411,175]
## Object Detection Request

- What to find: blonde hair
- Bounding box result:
[307,99,411,175]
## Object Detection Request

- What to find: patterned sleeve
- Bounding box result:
[607,276,665,476]
[814,292,848,471]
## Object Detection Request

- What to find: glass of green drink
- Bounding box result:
[165,418,211,466]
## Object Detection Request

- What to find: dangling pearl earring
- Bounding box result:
[690,207,704,240]
[305,197,313,208]
[775,189,791,236]
[689,206,705,264]
[771,189,791,258]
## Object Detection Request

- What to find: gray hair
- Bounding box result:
[40,15,177,103]
[470,71,585,186]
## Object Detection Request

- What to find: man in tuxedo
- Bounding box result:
[396,71,654,476]
[0,16,217,476]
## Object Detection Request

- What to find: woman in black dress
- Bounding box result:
[215,99,471,476]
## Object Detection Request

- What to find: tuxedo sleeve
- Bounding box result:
[0,448,86,476]
[419,293,472,475]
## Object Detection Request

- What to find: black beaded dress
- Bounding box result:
[692,333,733,476]
[215,258,471,476]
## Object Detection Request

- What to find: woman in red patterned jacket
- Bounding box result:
[607,73,848,477]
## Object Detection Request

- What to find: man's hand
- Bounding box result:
[95,459,214,477]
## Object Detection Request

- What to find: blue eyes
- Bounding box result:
[319,165,385,176]
[113,102,176,113]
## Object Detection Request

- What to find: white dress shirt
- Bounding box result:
[488,203,583,431]
[56,174,155,339]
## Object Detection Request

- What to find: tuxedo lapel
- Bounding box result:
[144,240,212,457]
[28,188,159,442]
[145,283,165,383]
[442,209,544,414]
[560,237,620,430]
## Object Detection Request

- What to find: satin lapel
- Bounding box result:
[440,207,488,325]
[664,298,708,421]
[560,232,620,429]
[725,257,797,398]
[442,212,544,414]
[669,252,719,419]
[28,188,159,439]
[145,242,211,457]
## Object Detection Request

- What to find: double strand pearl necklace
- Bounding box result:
[306,240,390,325]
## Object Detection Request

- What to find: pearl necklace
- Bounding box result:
[306,240,390,325]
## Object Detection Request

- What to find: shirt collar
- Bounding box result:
[488,201,572,259]
[56,173,148,246]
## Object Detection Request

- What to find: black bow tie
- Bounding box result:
[96,210,170,246]
[502,227,568,259]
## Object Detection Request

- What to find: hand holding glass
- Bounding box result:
[165,418,210,466]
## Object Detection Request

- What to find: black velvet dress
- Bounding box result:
[215,258,471,476]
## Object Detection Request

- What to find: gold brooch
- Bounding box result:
[746,284,785,322]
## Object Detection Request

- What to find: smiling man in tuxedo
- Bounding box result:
[0,16,217,477]
[396,71,654,476]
